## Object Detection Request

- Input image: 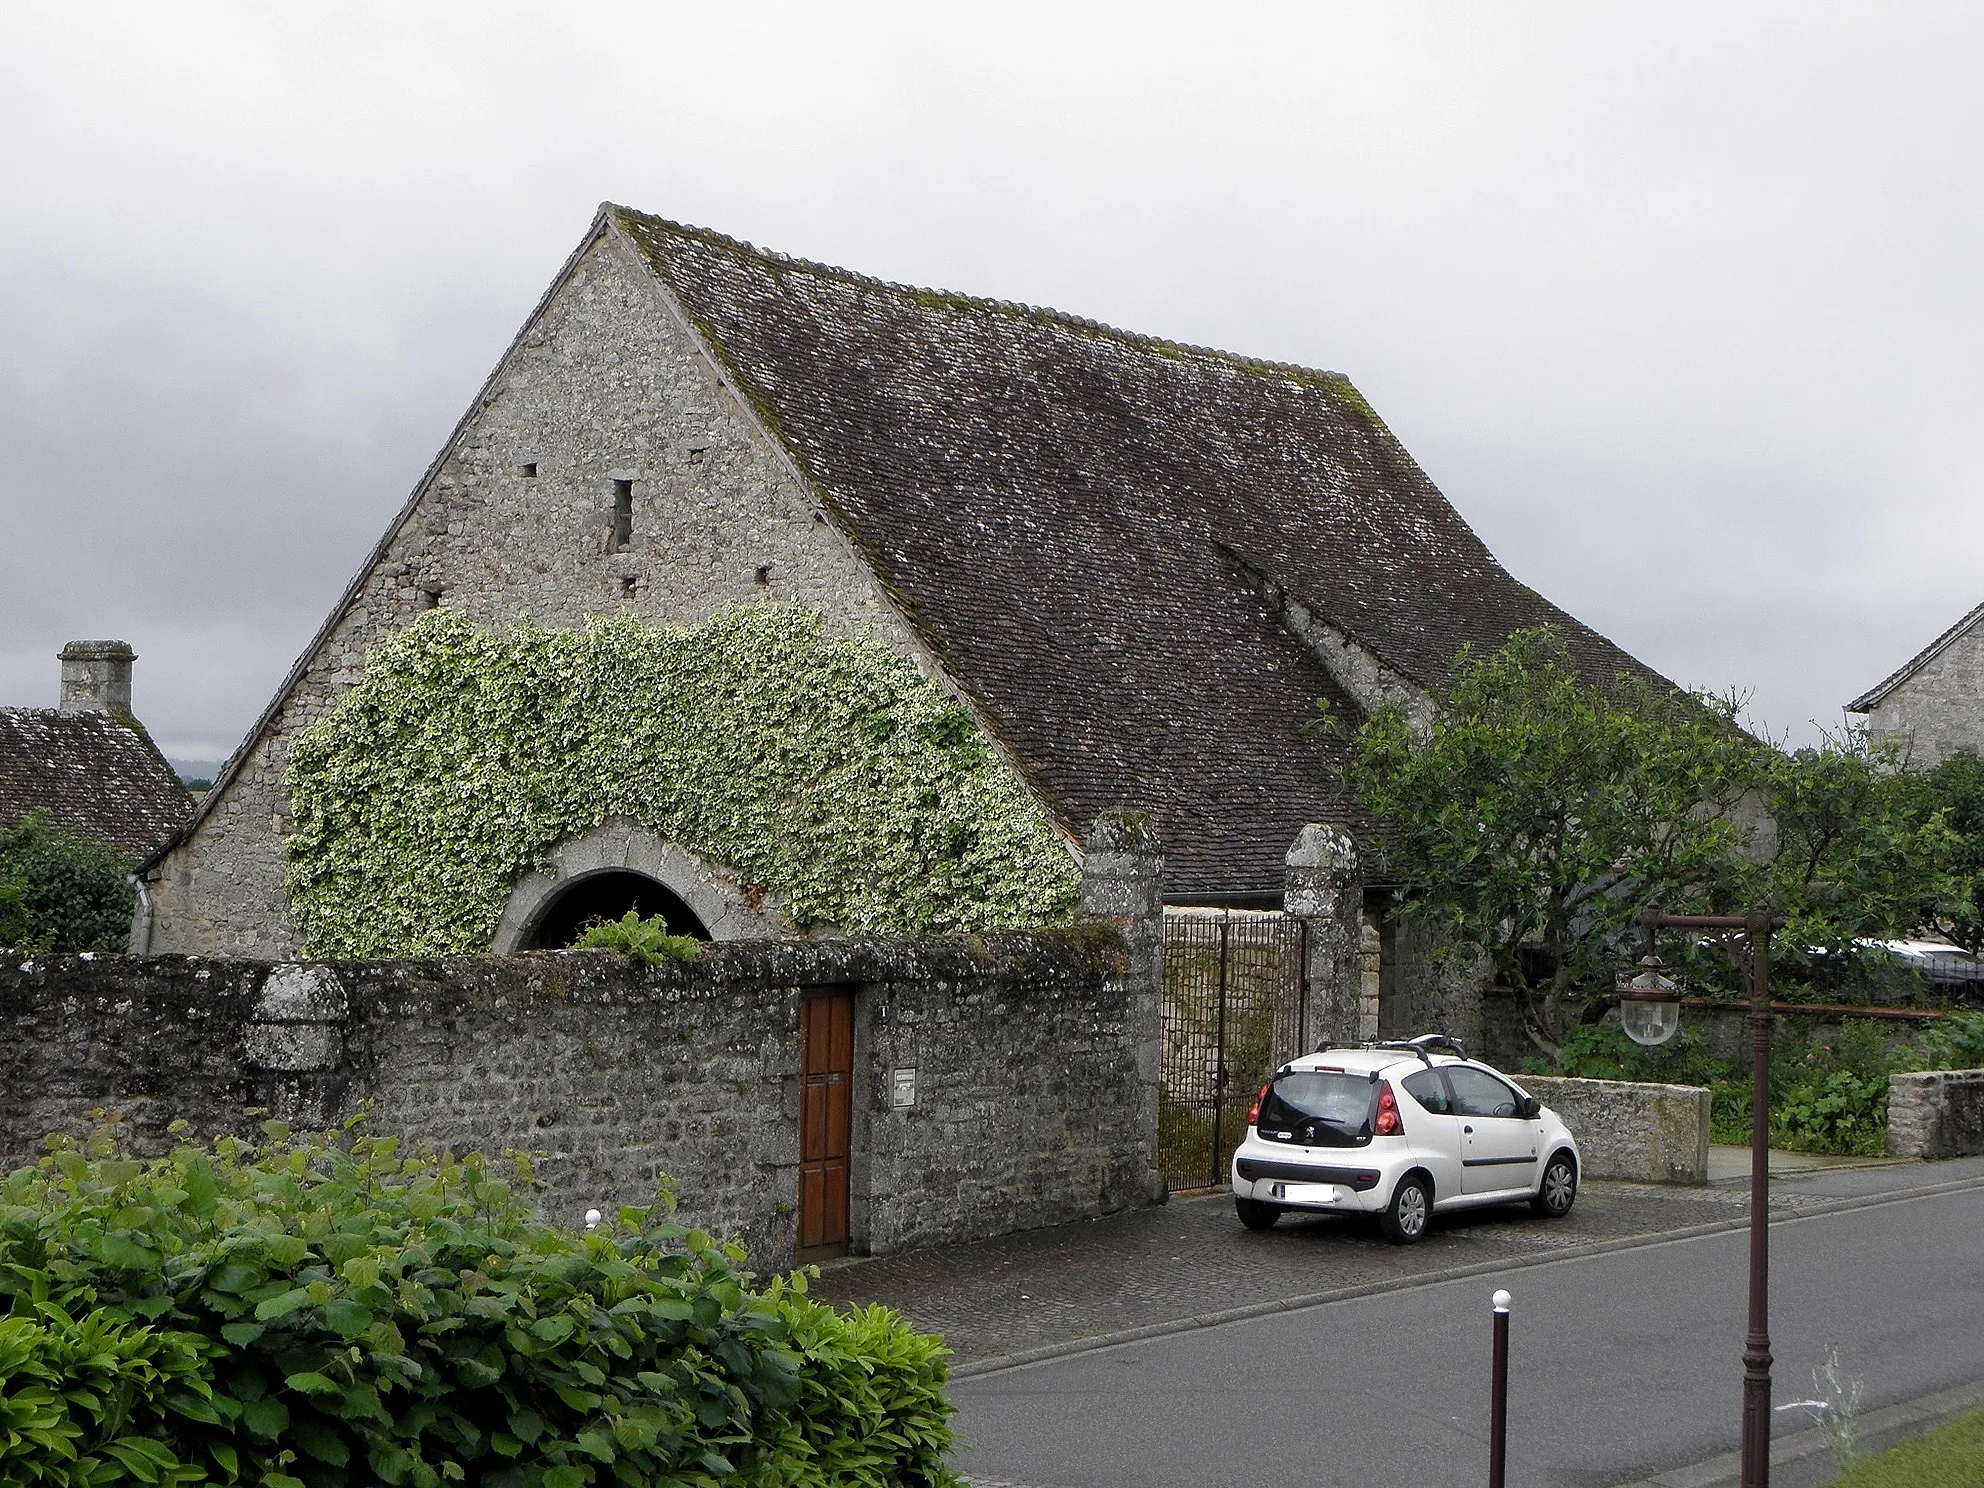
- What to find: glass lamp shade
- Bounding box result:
[1619,955,1683,1047]
[1620,995,1681,1047]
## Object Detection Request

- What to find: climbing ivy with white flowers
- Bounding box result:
[284,605,1079,957]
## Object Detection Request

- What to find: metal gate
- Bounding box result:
[1160,909,1308,1193]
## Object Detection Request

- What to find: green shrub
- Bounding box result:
[1539,1021,1895,1156]
[0,812,136,953]
[1915,1009,1984,1070]
[569,912,701,967]
[0,1306,214,1484]
[0,1119,960,1487]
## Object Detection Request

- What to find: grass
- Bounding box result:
[1833,1405,1984,1487]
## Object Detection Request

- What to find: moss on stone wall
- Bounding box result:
[283,605,1079,957]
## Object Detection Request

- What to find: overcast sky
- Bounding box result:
[4,3,1980,764]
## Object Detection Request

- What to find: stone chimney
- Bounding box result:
[58,640,136,714]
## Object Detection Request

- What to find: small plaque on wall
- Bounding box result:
[891,1067,918,1108]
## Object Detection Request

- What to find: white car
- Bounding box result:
[1229,1035,1581,1244]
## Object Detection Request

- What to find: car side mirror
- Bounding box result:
[1518,1095,1541,1120]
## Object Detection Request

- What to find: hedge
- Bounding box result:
[0,1119,960,1487]
[0,812,136,953]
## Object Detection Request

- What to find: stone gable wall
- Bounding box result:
[0,932,1162,1270]
[147,227,939,957]
[1864,621,1984,766]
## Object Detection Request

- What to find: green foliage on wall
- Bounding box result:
[0,1119,961,1487]
[571,912,702,967]
[284,606,1078,957]
[0,811,136,953]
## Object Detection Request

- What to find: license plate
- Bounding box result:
[1273,1181,1341,1204]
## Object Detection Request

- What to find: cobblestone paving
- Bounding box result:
[813,1178,1817,1367]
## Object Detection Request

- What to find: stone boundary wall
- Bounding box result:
[1887,1069,1984,1159]
[0,931,1162,1270]
[1518,1075,1711,1184]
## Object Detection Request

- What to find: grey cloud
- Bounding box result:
[3,2,1981,760]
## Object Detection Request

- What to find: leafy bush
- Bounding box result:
[0,1119,960,1487]
[1915,1009,1984,1069]
[569,913,701,967]
[1540,1021,1896,1155]
[0,1306,214,1484]
[0,812,136,952]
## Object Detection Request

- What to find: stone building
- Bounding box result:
[143,204,1664,962]
[1849,599,1984,765]
[1,641,191,862]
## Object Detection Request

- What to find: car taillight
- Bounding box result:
[1374,1080,1404,1136]
[1247,1083,1270,1126]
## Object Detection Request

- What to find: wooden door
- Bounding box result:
[798,990,854,1260]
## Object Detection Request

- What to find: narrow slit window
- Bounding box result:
[611,479,634,551]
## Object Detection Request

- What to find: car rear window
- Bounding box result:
[1258,1071,1375,1145]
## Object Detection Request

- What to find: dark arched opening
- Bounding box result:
[527,870,713,948]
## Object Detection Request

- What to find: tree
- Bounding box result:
[1755,733,1965,989]
[1905,747,1984,957]
[1338,628,1759,1056]
[1339,632,1969,1050]
[0,812,137,952]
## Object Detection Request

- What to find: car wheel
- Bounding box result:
[1235,1197,1282,1231]
[1532,1151,1577,1218]
[1379,1175,1431,1245]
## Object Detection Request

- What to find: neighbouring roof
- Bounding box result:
[0,709,192,861]
[1848,599,1984,714]
[614,207,1670,894]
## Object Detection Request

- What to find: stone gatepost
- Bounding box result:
[1284,824,1363,1052]
[1080,809,1167,1202]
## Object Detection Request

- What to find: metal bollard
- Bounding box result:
[1490,1289,1511,1488]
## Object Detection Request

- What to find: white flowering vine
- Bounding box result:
[283,605,1079,957]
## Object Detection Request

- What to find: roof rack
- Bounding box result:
[1369,1033,1469,1066]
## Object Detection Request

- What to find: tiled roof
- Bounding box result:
[0,710,192,861]
[1848,599,1984,713]
[616,207,1668,895]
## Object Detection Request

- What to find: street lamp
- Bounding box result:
[1631,909,1780,1488]
[1617,953,1682,1047]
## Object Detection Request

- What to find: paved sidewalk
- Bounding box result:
[813,1154,1984,1369]
[1704,1143,1911,1183]
[813,1175,1777,1366]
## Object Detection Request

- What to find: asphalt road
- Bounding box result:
[949,1167,1984,1488]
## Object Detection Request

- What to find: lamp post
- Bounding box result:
[1628,909,1779,1488]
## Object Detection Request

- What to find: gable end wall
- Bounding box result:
[148,232,976,956]
[1863,623,1984,766]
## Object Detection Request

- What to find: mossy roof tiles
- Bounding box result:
[0,710,192,861]
[621,207,1666,894]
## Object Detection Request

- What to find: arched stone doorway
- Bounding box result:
[490,817,786,952]
[524,869,713,949]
